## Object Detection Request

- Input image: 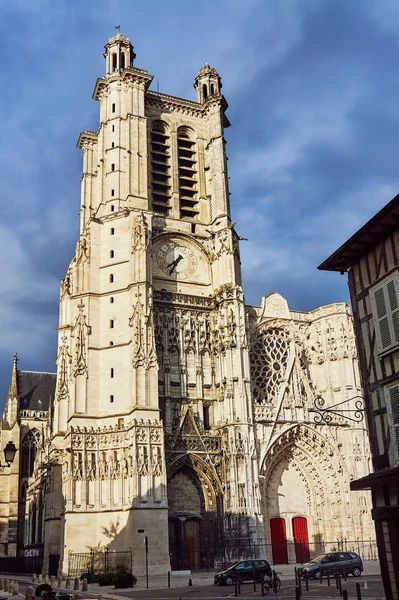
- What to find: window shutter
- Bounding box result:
[388,385,399,454]
[373,286,392,351]
[387,279,399,344]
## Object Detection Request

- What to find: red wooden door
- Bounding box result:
[292,517,310,563]
[185,519,200,570]
[270,518,288,564]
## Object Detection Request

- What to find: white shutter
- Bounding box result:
[387,385,399,455]
[371,273,399,353]
[373,285,392,351]
[387,279,399,344]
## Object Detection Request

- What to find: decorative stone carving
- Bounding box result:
[72,302,91,376]
[56,336,72,400]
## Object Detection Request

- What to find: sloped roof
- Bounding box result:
[318,193,399,272]
[17,371,56,411]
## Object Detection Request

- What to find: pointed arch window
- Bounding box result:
[150,120,171,215]
[177,126,199,219]
[21,429,41,477]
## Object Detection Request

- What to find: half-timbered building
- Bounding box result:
[320,193,399,600]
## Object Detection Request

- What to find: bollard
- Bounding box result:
[305,574,309,591]
[4,580,10,593]
[338,574,343,597]
[364,580,368,589]
[234,577,238,597]
[343,590,348,600]
[295,586,301,600]
[335,572,340,589]
[261,579,264,597]
[343,567,347,582]
[26,586,33,600]
[13,582,19,595]
[9,581,14,595]
[168,571,170,588]
[298,573,302,596]
[238,577,241,595]
[74,577,80,591]
[57,578,62,588]
[320,572,323,584]
[50,576,56,586]
[252,566,256,592]
[0,579,4,591]
[82,578,88,592]
[32,574,36,584]
[44,575,49,585]
[356,582,362,599]
[327,573,330,586]
[38,574,42,584]
[66,577,72,589]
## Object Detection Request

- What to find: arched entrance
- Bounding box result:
[292,516,310,563]
[168,470,203,570]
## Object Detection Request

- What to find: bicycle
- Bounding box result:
[261,570,281,595]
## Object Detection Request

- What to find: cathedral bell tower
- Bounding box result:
[50,32,262,575]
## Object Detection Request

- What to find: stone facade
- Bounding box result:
[0,33,374,576]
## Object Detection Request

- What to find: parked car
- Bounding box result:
[214,559,272,585]
[298,552,363,579]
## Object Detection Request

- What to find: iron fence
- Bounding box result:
[67,549,132,577]
[0,554,44,575]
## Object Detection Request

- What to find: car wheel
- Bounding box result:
[313,569,321,580]
[225,576,234,586]
[352,567,361,577]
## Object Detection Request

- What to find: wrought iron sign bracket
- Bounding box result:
[309,395,365,424]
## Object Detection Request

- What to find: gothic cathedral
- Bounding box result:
[0,34,374,576]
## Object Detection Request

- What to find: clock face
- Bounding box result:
[156,240,198,280]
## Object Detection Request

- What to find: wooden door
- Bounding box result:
[168,518,180,571]
[185,519,200,570]
[270,518,288,564]
[292,516,310,563]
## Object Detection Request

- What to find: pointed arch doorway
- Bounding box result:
[168,470,203,570]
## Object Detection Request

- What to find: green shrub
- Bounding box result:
[114,573,136,589]
[79,572,100,584]
[98,572,117,586]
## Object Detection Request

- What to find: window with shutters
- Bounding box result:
[370,272,399,354]
[385,383,399,460]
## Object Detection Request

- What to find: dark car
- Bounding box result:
[214,559,272,585]
[298,552,363,579]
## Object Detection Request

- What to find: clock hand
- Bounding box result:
[168,254,183,275]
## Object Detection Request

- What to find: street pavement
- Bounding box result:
[0,561,384,600]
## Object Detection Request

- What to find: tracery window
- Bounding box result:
[21,429,41,477]
[250,327,289,404]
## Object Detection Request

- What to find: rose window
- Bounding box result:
[250,328,289,403]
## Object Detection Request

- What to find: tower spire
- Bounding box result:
[8,353,18,397]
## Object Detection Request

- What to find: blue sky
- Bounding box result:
[1,0,399,405]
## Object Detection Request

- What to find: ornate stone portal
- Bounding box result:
[0,35,373,574]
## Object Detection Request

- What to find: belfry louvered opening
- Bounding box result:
[177,127,198,219]
[150,121,171,214]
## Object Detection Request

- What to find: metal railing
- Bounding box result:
[67,549,132,577]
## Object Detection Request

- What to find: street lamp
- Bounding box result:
[0,441,17,472]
